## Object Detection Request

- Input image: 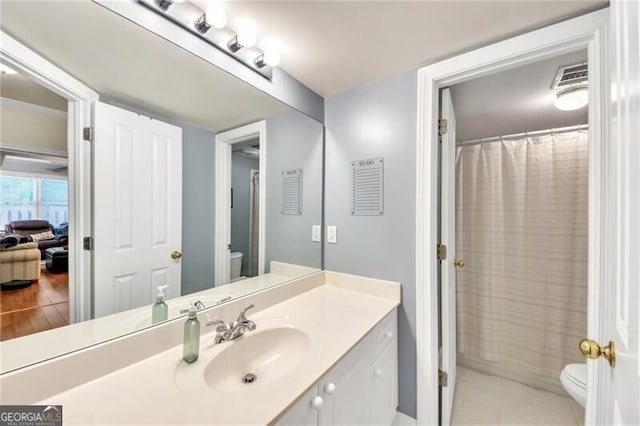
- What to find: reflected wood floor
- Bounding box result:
[0,265,69,341]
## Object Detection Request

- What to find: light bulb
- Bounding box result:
[205,4,227,29]
[554,86,588,111]
[237,22,256,48]
[263,45,281,67]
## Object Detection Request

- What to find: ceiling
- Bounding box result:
[1,73,67,111]
[0,0,607,119]
[0,1,289,133]
[450,49,588,141]
[217,0,607,97]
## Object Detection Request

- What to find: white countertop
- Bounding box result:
[35,274,400,425]
[0,262,319,374]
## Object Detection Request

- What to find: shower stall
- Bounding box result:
[455,125,588,394]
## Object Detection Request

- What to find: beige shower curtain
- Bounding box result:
[247,170,260,277]
[455,128,588,394]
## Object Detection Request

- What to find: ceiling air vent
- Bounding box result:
[551,62,588,89]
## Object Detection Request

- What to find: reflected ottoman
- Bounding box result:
[45,247,69,273]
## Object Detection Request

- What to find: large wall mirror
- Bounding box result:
[0,1,323,373]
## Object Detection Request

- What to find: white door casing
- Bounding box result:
[416,9,609,425]
[214,121,266,286]
[94,102,182,318]
[604,1,640,424]
[439,88,457,426]
[0,30,98,323]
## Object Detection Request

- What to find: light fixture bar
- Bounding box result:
[137,0,273,80]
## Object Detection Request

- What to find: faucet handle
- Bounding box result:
[206,319,227,331]
[237,304,255,321]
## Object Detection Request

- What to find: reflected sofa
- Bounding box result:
[0,242,41,284]
[5,220,68,259]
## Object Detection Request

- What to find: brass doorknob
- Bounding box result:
[579,338,615,367]
[171,250,183,260]
[454,259,465,268]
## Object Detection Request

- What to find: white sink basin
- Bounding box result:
[202,327,310,392]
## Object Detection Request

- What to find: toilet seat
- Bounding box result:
[560,363,586,407]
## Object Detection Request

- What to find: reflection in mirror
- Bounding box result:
[0,0,323,373]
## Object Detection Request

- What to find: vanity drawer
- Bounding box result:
[367,309,397,362]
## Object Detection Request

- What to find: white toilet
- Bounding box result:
[560,363,587,407]
[229,251,243,282]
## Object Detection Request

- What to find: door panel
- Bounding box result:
[94,102,182,318]
[440,88,457,426]
[606,1,640,423]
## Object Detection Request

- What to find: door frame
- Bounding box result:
[214,121,266,286]
[0,31,98,323]
[415,9,609,425]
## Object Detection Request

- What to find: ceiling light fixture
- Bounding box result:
[554,86,589,111]
[0,63,18,75]
[138,0,278,79]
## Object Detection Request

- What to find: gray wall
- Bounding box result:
[231,153,259,276]
[265,110,324,270]
[102,97,217,296]
[181,125,216,295]
[324,70,418,417]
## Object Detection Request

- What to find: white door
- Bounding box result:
[601,1,640,423]
[440,87,457,426]
[93,102,182,318]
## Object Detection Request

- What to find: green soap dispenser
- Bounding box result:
[183,305,200,363]
[151,285,169,324]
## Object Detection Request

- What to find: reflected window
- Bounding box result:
[0,174,68,227]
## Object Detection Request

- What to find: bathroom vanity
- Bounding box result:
[0,271,400,425]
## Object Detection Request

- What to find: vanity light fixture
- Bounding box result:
[554,86,589,111]
[195,4,227,33]
[154,0,184,12]
[138,0,277,79]
[256,42,281,68]
[0,63,18,75]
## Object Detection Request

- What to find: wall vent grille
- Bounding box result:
[551,62,588,89]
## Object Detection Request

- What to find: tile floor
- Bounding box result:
[452,366,584,426]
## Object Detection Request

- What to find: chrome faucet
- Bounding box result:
[206,304,256,344]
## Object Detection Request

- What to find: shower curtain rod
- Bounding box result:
[457,124,588,146]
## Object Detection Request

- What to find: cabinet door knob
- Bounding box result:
[312,396,324,409]
[325,382,336,394]
[374,368,383,377]
[384,331,393,339]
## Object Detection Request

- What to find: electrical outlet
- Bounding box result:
[312,225,321,242]
[327,226,337,244]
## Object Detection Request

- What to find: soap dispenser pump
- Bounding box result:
[183,305,200,363]
[151,285,169,324]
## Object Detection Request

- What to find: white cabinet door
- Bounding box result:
[319,344,370,426]
[94,102,182,318]
[371,338,398,425]
[276,385,319,426]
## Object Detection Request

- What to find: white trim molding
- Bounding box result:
[415,9,609,425]
[0,30,98,324]
[214,121,267,286]
[0,97,68,118]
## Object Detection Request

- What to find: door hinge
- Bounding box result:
[438,119,448,136]
[437,244,447,261]
[83,127,93,142]
[83,236,93,251]
[438,369,448,387]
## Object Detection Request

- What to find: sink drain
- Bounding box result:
[242,373,257,384]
